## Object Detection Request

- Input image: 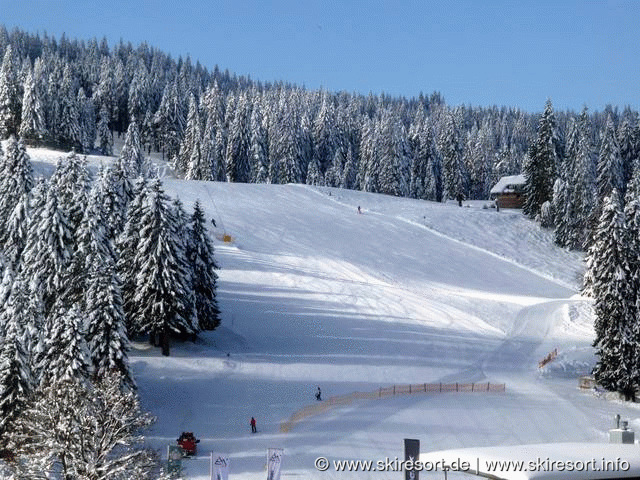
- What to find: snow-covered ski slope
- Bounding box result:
[132,180,640,479]
[23,146,640,479]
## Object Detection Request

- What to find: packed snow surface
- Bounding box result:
[23,145,640,479]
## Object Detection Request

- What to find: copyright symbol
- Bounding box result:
[315,456,330,471]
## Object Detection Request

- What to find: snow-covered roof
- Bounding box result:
[490,174,526,195]
[421,443,640,480]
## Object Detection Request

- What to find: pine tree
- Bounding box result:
[118,177,148,335]
[201,80,225,181]
[19,67,47,146]
[119,121,145,178]
[0,136,33,248]
[96,104,113,155]
[0,276,35,436]
[587,192,640,400]
[617,114,638,193]
[441,110,466,202]
[21,182,75,317]
[176,94,201,176]
[360,117,379,193]
[340,145,357,189]
[312,92,337,175]
[128,59,150,124]
[2,193,30,273]
[132,180,196,355]
[0,45,20,139]
[39,303,92,388]
[225,92,252,183]
[99,164,133,241]
[86,258,133,390]
[523,99,561,218]
[423,123,443,202]
[597,114,623,205]
[56,64,82,151]
[187,200,220,331]
[153,80,185,161]
[377,111,410,197]
[274,104,302,185]
[49,151,91,237]
[568,108,597,250]
[77,88,96,153]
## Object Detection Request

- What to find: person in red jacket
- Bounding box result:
[250,417,257,433]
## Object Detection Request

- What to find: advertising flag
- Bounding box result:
[267,448,284,480]
[210,452,230,480]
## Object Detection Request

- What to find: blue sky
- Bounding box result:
[2,0,639,112]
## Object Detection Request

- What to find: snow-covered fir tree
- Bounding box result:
[176,93,201,176]
[523,99,562,219]
[0,136,33,249]
[249,102,269,183]
[49,151,91,237]
[119,121,145,178]
[0,276,35,437]
[567,108,597,249]
[377,110,410,197]
[225,92,252,183]
[131,179,196,355]
[21,182,75,317]
[587,191,640,400]
[597,114,624,206]
[18,67,47,146]
[77,87,96,153]
[85,257,133,390]
[96,104,113,155]
[187,200,220,331]
[56,64,83,151]
[0,45,20,139]
[440,109,466,202]
[39,303,92,388]
[117,177,148,335]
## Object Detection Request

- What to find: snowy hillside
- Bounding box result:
[24,145,640,480]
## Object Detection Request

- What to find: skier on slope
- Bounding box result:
[316,386,322,401]
[250,416,257,433]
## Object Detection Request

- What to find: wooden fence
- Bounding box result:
[280,382,506,433]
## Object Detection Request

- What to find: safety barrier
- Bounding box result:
[280,382,506,433]
[538,348,558,368]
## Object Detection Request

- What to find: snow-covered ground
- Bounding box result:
[23,145,640,479]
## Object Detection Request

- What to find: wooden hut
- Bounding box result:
[490,174,526,209]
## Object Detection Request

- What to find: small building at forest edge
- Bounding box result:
[490,174,526,209]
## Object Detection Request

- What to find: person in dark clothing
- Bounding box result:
[250,416,257,433]
[316,386,322,401]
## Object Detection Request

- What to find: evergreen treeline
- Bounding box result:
[522,100,640,400]
[0,134,219,475]
[0,26,544,201]
[2,26,637,210]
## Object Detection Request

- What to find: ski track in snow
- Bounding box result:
[17,144,631,480]
[125,181,632,480]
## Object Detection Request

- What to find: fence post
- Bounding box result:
[409,384,412,394]
[424,383,426,392]
[472,383,474,392]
